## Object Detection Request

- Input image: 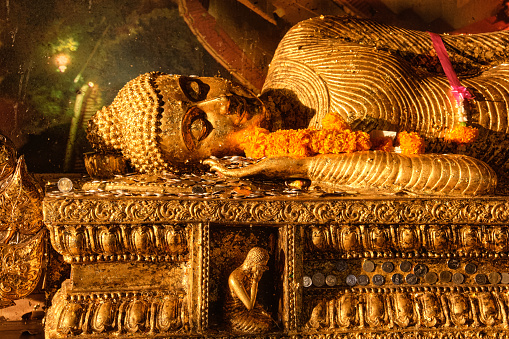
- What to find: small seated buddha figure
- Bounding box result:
[87,16,509,195]
[224,247,273,333]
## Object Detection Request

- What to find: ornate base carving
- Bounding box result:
[43,178,509,338]
[45,280,189,338]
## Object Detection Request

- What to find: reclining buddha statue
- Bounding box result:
[87,16,509,196]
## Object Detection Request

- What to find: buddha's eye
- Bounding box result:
[182,107,213,151]
[190,117,209,142]
[179,77,210,102]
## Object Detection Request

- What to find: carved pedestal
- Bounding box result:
[43,189,509,338]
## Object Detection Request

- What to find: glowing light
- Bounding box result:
[55,53,70,73]
[88,82,94,87]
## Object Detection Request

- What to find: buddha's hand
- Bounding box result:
[252,267,266,282]
[204,157,309,179]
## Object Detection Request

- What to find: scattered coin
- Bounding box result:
[475,274,487,285]
[382,262,394,273]
[400,260,412,272]
[448,259,460,270]
[336,260,348,272]
[464,263,477,275]
[392,273,403,285]
[373,274,385,286]
[488,272,501,284]
[414,264,428,278]
[326,275,337,287]
[363,260,376,272]
[303,276,312,288]
[425,272,438,284]
[312,273,325,287]
[358,274,369,286]
[58,178,73,193]
[346,275,357,286]
[452,273,465,284]
[439,271,453,283]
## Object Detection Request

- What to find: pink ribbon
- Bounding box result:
[429,32,473,103]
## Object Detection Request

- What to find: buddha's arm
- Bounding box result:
[205,152,496,196]
[228,271,257,310]
[204,157,309,179]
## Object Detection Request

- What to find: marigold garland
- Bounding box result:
[234,112,427,159]
[396,131,425,154]
[321,111,350,130]
[444,125,478,144]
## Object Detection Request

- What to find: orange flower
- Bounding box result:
[444,125,478,144]
[321,112,350,130]
[396,131,425,154]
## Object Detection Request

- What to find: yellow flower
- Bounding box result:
[321,112,350,130]
[396,131,425,154]
[444,125,478,144]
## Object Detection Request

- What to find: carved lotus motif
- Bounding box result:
[92,300,113,333]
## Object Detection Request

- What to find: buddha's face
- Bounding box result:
[157,75,268,165]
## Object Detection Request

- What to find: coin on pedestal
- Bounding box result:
[406,274,418,285]
[392,273,403,285]
[358,274,369,286]
[439,271,452,283]
[312,273,325,287]
[363,260,375,272]
[346,275,357,286]
[373,274,385,286]
[303,276,312,288]
[464,263,477,275]
[326,275,337,286]
[452,273,464,284]
[488,272,501,284]
[400,261,412,272]
[58,178,73,192]
[382,262,394,273]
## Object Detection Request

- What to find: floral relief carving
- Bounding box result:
[44,198,509,225]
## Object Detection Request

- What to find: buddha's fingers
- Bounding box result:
[307,152,497,196]
[204,157,309,178]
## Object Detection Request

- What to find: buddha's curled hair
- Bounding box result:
[87,72,168,173]
[244,247,269,266]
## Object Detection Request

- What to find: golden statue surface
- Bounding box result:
[86,16,509,196]
[38,15,509,339]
